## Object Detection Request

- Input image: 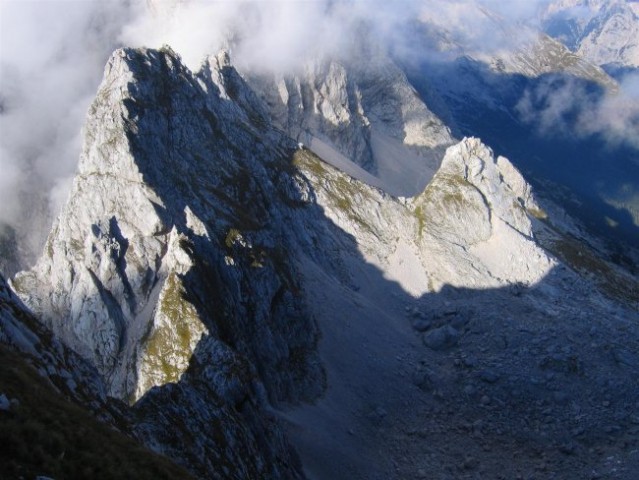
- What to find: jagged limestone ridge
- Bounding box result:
[12,46,324,479]
[11,43,559,479]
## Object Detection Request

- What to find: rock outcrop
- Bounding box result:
[413,138,554,288]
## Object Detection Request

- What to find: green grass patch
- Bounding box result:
[292,149,327,177]
[414,205,426,239]
[143,273,205,383]
[413,172,478,239]
[225,228,243,249]
[0,346,194,480]
[527,207,548,220]
[547,236,639,305]
[293,147,376,233]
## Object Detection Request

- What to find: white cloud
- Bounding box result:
[516,71,639,150]
[0,0,133,254]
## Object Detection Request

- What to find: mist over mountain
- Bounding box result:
[1,1,639,479]
[2,0,637,268]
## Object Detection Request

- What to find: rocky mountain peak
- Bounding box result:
[18,43,325,399]
[5,23,639,478]
[10,45,334,477]
[408,137,553,289]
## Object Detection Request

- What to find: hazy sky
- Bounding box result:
[0,0,636,264]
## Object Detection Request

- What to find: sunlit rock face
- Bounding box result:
[412,138,555,290]
[543,0,639,68]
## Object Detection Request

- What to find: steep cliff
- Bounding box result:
[12,47,323,478]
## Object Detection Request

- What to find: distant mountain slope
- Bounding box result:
[246,43,454,197]
[404,2,639,253]
[543,0,639,67]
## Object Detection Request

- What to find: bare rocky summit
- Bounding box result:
[2,33,638,480]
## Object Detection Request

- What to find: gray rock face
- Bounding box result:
[0,272,110,414]
[252,60,375,170]
[411,138,555,288]
[16,47,323,402]
[247,47,455,196]
[13,47,325,478]
[544,0,639,68]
